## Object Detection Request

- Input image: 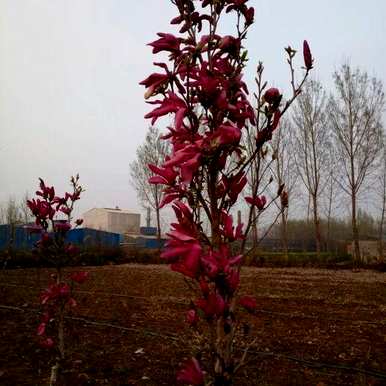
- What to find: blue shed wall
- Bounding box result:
[0,225,120,250]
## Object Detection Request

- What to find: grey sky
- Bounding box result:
[1,1,385,222]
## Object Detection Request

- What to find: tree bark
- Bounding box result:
[351,190,361,262]
[312,194,321,257]
[156,207,161,246]
[280,207,289,261]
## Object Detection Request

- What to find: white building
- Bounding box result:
[82,207,140,235]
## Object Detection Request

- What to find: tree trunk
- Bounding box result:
[280,207,289,261]
[156,207,161,249]
[312,194,321,257]
[378,201,385,261]
[351,190,361,263]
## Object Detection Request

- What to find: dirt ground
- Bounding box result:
[0,265,385,385]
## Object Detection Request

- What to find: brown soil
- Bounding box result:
[0,265,385,385]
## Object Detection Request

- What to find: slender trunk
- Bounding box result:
[51,269,65,386]
[312,194,321,257]
[156,207,161,248]
[378,200,385,260]
[280,207,288,261]
[351,190,361,262]
[208,168,234,385]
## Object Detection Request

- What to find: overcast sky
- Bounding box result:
[1,0,385,222]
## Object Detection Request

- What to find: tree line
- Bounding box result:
[130,63,385,262]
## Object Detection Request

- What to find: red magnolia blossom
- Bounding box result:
[36,178,55,201]
[218,172,247,204]
[145,92,187,129]
[263,87,281,104]
[28,176,89,356]
[142,0,313,382]
[40,282,70,305]
[239,295,257,313]
[220,211,244,241]
[148,33,181,55]
[210,123,241,148]
[148,163,178,186]
[201,245,242,278]
[140,72,169,99]
[303,40,313,70]
[196,292,225,319]
[176,358,204,385]
[245,195,267,210]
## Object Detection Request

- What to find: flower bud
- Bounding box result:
[263,88,281,104]
[303,40,313,70]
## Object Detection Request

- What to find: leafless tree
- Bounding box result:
[270,118,297,259]
[292,79,330,257]
[130,126,170,242]
[375,141,386,259]
[329,64,385,261]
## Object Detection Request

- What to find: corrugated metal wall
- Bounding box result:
[0,225,121,250]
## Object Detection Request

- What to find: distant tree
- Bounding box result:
[375,143,386,257]
[270,118,297,259]
[329,64,385,261]
[292,79,330,257]
[129,126,170,242]
[19,192,34,224]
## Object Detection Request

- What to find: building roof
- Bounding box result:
[83,207,139,215]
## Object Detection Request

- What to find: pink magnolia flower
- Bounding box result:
[176,358,204,385]
[239,295,257,312]
[140,72,169,99]
[148,33,181,54]
[148,163,178,185]
[170,243,202,278]
[196,292,225,318]
[220,211,244,241]
[210,123,241,148]
[264,87,281,104]
[303,40,313,70]
[145,92,187,129]
[36,178,55,201]
[60,206,71,215]
[201,246,242,280]
[220,172,247,203]
[245,195,266,210]
[227,269,240,292]
[70,271,89,284]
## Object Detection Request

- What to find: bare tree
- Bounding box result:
[130,126,170,242]
[19,192,34,224]
[329,64,385,262]
[375,141,386,260]
[292,79,330,257]
[270,118,297,259]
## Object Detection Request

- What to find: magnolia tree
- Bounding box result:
[141,1,313,384]
[26,175,89,385]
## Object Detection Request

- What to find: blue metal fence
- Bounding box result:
[0,225,120,250]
